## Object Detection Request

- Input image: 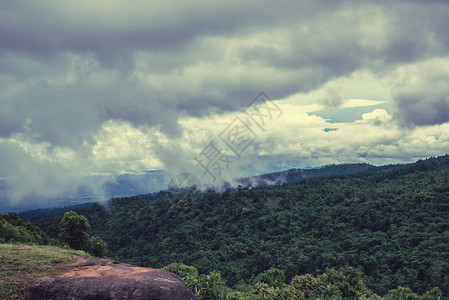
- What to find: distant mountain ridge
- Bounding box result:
[15,155,449,215]
[236,163,377,187]
[15,162,380,215]
[18,155,448,224]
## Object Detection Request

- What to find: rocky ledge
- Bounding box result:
[24,256,198,300]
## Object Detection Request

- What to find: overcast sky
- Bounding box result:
[1,0,449,206]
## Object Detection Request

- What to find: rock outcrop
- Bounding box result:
[24,256,198,300]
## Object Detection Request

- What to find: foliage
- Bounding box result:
[0,212,48,244]
[164,263,230,299]
[87,236,108,258]
[58,211,90,250]
[246,266,374,299]
[253,267,286,288]
[57,211,107,257]
[1,211,107,258]
[165,264,446,300]
[287,273,321,298]
[163,262,199,277]
[323,266,371,299]
[384,286,444,300]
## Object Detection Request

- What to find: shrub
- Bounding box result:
[163,262,198,278]
[88,236,108,258]
[163,263,229,300]
[253,267,286,288]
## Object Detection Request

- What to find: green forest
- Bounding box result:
[17,155,449,298]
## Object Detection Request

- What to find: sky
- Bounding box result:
[1,0,449,207]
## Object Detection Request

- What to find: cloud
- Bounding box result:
[320,88,344,109]
[1,1,449,206]
[0,139,87,204]
[392,59,449,126]
[153,103,448,185]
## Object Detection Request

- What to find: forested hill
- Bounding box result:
[237,155,449,187]
[18,161,383,221]
[236,163,378,187]
[23,155,449,296]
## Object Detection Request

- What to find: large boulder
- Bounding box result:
[24,257,198,300]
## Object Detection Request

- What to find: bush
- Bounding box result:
[88,236,108,258]
[384,286,443,300]
[283,267,374,299]
[323,266,370,299]
[163,263,199,277]
[0,213,46,244]
[253,267,286,288]
[287,273,322,298]
[163,263,229,300]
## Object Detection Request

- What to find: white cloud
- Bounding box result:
[343,99,387,108]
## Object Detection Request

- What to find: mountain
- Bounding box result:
[14,162,387,217]
[3,158,430,214]
[102,170,171,197]
[22,155,449,296]
[17,162,386,223]
[236,162,378,187]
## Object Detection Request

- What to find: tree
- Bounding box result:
[253,267,286,288]
[0,213,47,244]
[57,211,108,257]
[163,263,229,299]
[88,236,108,258]
[58,211,90,250]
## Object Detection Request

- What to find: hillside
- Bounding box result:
[22,155,449,296]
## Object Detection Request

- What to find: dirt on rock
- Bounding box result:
[23,256,198,300]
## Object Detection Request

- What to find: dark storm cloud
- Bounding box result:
[392,65,449,126]
[0,73,184,146]
[0,1,340,58]
[239,1,449,70]
[0,0,345,145]
[1,0,448,140]
[1,0,448,133]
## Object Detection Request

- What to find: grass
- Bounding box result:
[0,243,89,299]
